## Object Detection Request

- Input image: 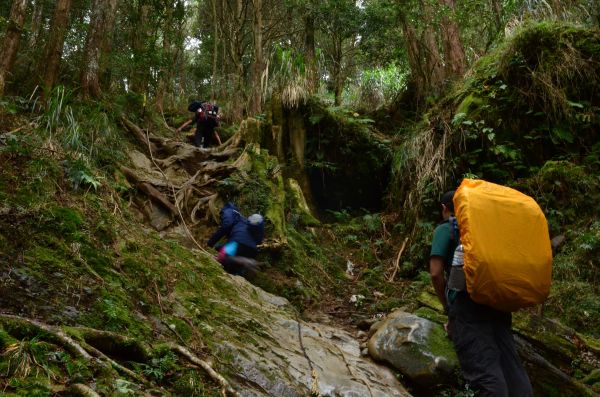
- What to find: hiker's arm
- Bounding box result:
[176,119,192,134]
[429,256,448,312]
[207,216,235,248]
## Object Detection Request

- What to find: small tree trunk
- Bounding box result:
[130,3,151,95]
[332,32,343,106]
[43,0,73,94]
[439,0,466,79]
[490,0,503,33]
[29,0,44,49]
[249,0,263,115]
[211,0,219,100]
[400,14,425,99]
[155,1,174,109]
[0,0,28,97]
[81,0,119,98]
[422,0,445,93]
[304,3,317,94]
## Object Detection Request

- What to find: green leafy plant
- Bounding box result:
[64,158,101,191]
[141,351,178,381]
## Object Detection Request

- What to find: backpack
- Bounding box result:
[453,178,552,312]
[198,102,219,121]
[447,216,466,293]
[188,101,219,121]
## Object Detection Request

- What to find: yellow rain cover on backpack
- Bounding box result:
[454,179,552,312]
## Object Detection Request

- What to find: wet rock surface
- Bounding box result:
[215,276,411,397]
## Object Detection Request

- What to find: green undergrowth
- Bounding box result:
[388,22,600,339]
[254,209,426,318]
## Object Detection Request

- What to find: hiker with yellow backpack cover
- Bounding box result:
[429,179,552,396]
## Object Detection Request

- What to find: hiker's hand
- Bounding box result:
[444,322,451,336]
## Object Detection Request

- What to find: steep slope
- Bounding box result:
[0,107,411,396]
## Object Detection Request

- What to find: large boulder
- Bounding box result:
[367,310,459,389]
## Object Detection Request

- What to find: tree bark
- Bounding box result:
[156,0,173,109]
[304,3,317,94]
[439,0,466,79]
[0,0,28,97]
[218,0,248,120]
[43,0,73,94]
[130,2,152,95]
[81,0,119,98]
[249,0,264,115]
[490,0,503,34]
[28,0,44,49]
[211,0,219,100]
[422,0,445,93]
[332,32,343,106]
[400,14,425,99]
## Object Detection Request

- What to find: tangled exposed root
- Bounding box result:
[0,313,240,397]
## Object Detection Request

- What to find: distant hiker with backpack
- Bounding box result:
[429,186,536,397]
[176,100,222,148]
[207,202,265,278]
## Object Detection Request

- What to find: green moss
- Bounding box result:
[414,307,447,325]
[164,317,193,342]
[426,322,458,364]
[455,93,484,118]
[582,369,600,385]
[0,329,16,350]
[417,291,444,313]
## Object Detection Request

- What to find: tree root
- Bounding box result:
[121,116,157,153]
[166,342,242,397]
[0,314,93,361]
[0,314,150,389]
[67,383,102,397]
[0,314,244,395]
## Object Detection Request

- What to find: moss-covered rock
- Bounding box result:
[368,310,458,390]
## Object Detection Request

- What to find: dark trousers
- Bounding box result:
[448,294,533,397]
[219,243,259,278]
[193,129,214,148]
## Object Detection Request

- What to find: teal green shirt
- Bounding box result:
[430,221,456,272]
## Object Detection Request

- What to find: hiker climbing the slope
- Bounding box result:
[429,189,534,397]
[207,202,265,278]
[176,100,222,148]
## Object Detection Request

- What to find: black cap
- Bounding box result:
[441,190,455,212]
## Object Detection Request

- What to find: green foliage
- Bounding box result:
[345,64,408,110]
[141,351,178,381]
[63,158,102,191]
[392,22,600,236]
[1,337,54,380]
[172,369,221,396]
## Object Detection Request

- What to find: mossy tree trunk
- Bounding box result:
[439,0,466,79]
[250,0,264,115]
[0,0,28,97]
[42,0,73,95]
[211,0,219,100]
[303,1,317,94]
[81,0,119,98]
[422,0,445,94]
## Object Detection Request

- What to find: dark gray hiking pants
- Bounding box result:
[448,294,533,397]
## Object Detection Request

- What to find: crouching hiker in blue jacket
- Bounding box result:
[207,202,265,278]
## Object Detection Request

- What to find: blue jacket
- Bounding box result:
[207,203,263,250]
